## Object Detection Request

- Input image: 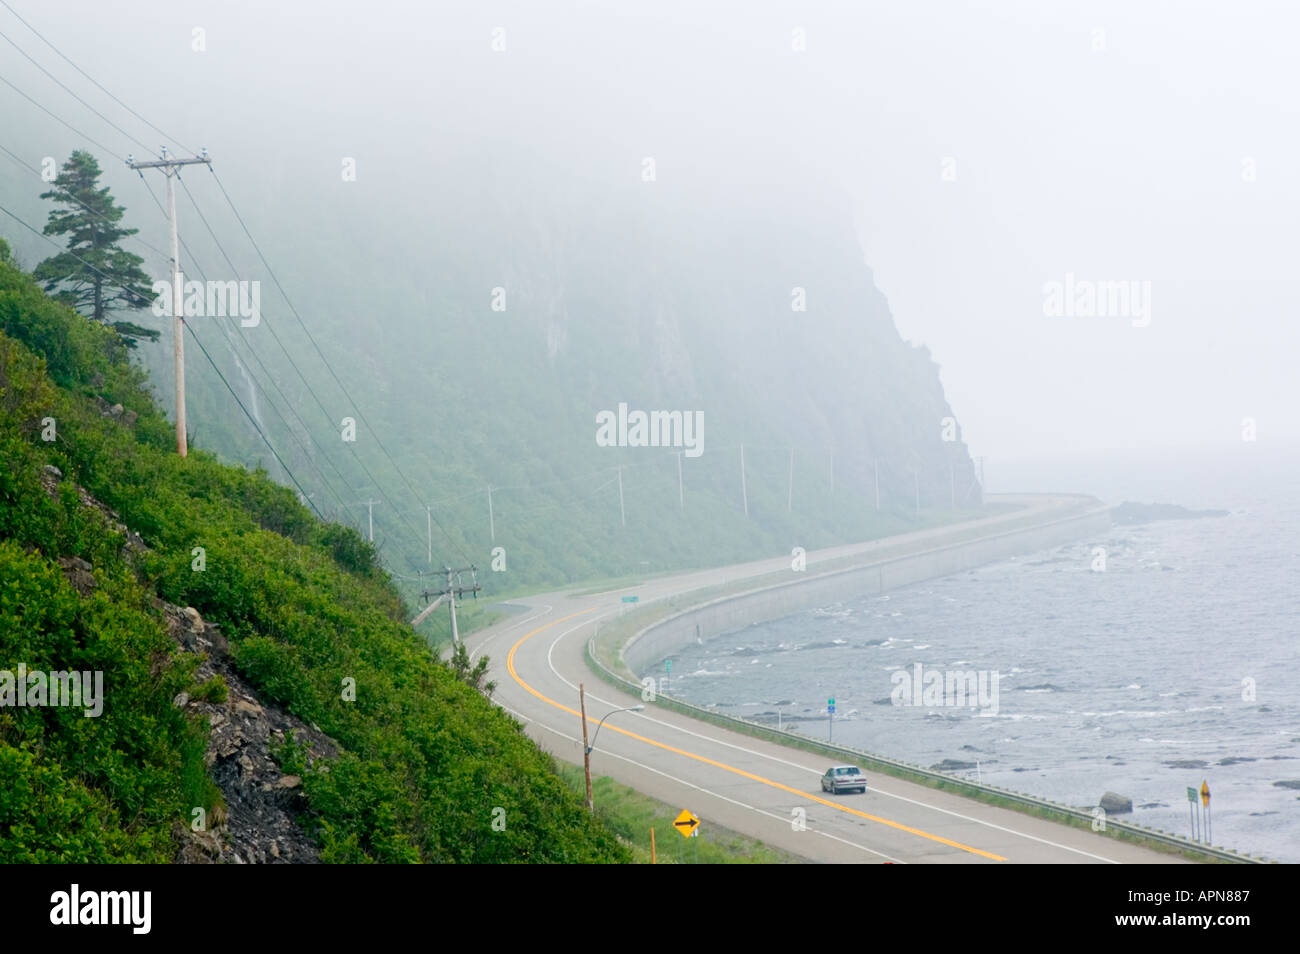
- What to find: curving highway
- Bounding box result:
[464,497,1185,864]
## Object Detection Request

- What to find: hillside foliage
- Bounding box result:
[0,254,628,862]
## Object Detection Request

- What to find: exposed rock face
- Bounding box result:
[57,556,96,596]
[1099,792,1133,814]
[39,465,146,557]
[164,603,339,864]
[38,465,337,864]
[91,395,137,427]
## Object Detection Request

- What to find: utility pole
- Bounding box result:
[913,471,920,516]
[676,451,683,510]
[127,147,212,458]
[950,463,955,510]
[874,459,880,511]
[419,565,481,644]
[617,466,626,527]
[355,499,377,542]
[425,505,432,565]
[739,444,748,517]
[486,485,495,542]
[580,683,593,813]
[829,446,834,496]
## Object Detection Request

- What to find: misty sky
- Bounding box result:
[3,0,1297,464]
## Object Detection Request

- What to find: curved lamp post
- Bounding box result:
[579,683,644,813]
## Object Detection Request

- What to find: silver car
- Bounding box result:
[821,765,867,795]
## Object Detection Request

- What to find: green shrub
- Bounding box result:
[0,255,627,863]
[191,674,228,704]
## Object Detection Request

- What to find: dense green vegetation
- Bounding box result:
[0,247,627,862]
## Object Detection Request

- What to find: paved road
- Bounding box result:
[464,496,1184,863]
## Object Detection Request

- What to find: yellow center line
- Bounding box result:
[507,608,1007,862]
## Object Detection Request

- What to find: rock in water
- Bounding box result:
[931,759,977,771]
[1099,791,1133,814]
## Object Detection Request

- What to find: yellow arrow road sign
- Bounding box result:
[1200,780,1210,806]
[673,809,700,838]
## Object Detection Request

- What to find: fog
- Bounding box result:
[5,0,1298,461]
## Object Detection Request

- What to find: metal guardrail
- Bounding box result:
[586,638,1265,863]
[584,510,1271,864]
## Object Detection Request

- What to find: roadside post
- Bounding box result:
[1201,781,1211,844]
[828,697,835,742]
[580,684,593,812]
[1186,786,1197,840]
[580,692,645,815]
[673,809,700,864]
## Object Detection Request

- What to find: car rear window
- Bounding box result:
[835,768,860,776]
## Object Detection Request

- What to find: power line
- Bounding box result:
[0,24,159,157]
[170,170,435,565]
[183,320,324,518]
[0,12,338,521]
[0,137,171,262]
[0,198,325,519]
[0,40,469,567]
[171,171,436,566]
[0,67,126,162]
[0,0,195,155]
[206,166,474,566]
[171,174,372,526]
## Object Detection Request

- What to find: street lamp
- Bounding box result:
[579,683,644,814]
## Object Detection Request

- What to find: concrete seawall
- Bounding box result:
[623,495,1111,674]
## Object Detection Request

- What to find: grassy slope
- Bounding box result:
[555,764,800,863]
[0,246,627,862]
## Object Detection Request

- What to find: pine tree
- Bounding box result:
[33,150,158,348]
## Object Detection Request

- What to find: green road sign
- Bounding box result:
[621,595,638,603]
[665,659,671,673]
[1186,787,1197,803]
[827,697,836,714]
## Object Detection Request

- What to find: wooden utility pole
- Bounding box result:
[127,148,212,458]
[486,485,495,541]
[418,565,481,643]
[409,592,445,628]
[580,683,594,813]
